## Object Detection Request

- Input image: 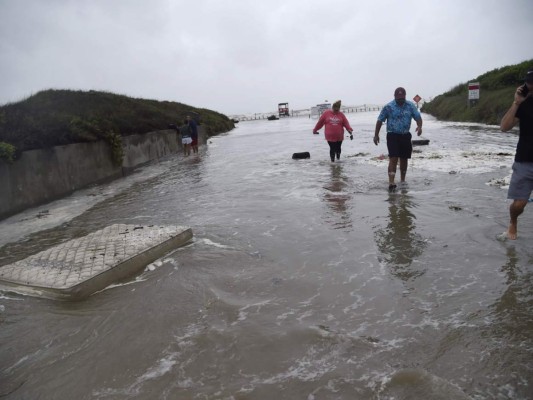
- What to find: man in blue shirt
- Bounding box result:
[374,87,423,192]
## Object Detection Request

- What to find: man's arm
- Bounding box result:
[500,103,520,132]
[415,117,422,136]
[501,86,525,132]
[410,104,422,136]
[374,121,383,145]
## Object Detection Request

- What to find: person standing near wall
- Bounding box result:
[374,87,422,192]
[179,119,192,156]
[313,100,354,162]
[187,115,199,154]
[499,70,533,240]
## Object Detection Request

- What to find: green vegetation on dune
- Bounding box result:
[0,89,234,162]
[422,59,533,125]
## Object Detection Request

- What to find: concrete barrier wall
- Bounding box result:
[122,129,179,172]
[0,127,206,219]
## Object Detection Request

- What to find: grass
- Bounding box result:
[422,59,533,125]
[0,89,234,159]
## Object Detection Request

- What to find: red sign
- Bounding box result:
[413,94,421,103]
[468,82,480,100]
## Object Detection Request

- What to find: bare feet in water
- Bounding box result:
[507,222,518,240]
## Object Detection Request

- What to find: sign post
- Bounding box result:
[468,82,480,107]
[413,94,421,109]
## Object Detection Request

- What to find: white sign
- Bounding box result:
[468,82,480,100]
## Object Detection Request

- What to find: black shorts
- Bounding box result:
[387,133,412,159]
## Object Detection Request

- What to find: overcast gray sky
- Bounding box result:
[1,0,532,115]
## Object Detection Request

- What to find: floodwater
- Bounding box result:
[0,112,532,400]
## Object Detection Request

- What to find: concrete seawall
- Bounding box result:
[0,127,207,220]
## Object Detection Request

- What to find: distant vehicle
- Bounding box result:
[278,102,290,117]
[267,115,279,120]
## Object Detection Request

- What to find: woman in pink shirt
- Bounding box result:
[313,100,354,162]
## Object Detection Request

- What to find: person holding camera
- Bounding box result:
[313,100,354,162]
[499,70,533,240]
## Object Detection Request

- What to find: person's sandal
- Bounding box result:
[388,184,397,192]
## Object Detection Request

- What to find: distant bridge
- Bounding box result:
[230,104,382,122]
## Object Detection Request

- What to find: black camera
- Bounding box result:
[520,83,529,97]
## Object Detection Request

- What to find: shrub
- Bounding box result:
[0,141,16,164]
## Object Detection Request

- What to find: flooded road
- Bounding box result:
[1,112,532,399]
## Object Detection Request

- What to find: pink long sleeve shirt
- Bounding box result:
[313,110,353,141]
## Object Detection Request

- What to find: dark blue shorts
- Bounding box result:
[387,133,412,159]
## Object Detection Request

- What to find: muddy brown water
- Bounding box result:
[1,113,532,399]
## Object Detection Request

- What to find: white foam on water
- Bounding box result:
[349,114,517,180]
[276,308,298,324]
[359,369,394,397]
[0,286,47,300]
[406,315,441,329]
[299,293,321,306]
[0,294,23,301]
[4,354,31,374]
[487,174,511,189]
[342,293,366,314]
[173,322,206,346]
[137,354,178,381]
[296,309,314,322]
[252,353,337,385]
[94,321,208,397]
[262,225,279,237]
[198,238,234,249]
[93,353,179,398]
[436,279,478,298]
[230,299,276,326]
[347,271,363,283]
[377,337,409,351]
[376,368,473,400]
[365,148,513,175]
[94,275,148,294]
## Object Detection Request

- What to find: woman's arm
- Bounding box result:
[342,113,353,133]
[313,114,326,133]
